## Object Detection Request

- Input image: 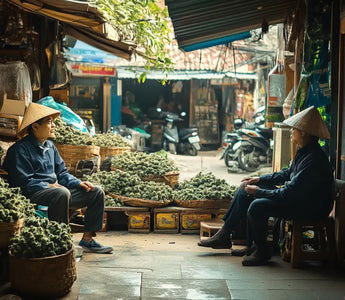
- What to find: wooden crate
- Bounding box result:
[127,210,151,233]
[180,208,213,233]
[153,207,181,233]
[105,206,150,231]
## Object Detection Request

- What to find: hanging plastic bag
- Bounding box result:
[37,96,89,133]
[46,41,69,89]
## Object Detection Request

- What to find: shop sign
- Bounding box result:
[70,63,116,76]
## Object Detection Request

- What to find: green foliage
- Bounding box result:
[104,194,124,207]
[9,216,73,258]
[0,178,35,222]
[85,170,173,203]
[53,117,93,146]
[92,0,174,80]
[110,151,178,178]
[174,172,238,201]
[92,133,131,147]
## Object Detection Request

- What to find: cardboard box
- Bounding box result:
[0,114,23,137]
[0,99,26,115]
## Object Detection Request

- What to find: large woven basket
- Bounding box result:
[0,218,23,248]
[174,198,231,208]
[99,146,131,162]
[107,192,171,208]
[9,248,77,298]
[55,144,100,173]
[142,171,180,188]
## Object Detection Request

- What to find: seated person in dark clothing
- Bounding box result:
[198,106,334,266]
[3,103,113,254]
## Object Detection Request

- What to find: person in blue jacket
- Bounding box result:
[198,106,334,266]
[3,103,112,254]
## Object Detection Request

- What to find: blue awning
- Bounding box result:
[182,31,252,52]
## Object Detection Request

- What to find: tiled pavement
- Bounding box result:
[74,231,345,300]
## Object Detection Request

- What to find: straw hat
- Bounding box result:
[18,102,60,135]
[283,106,330,139]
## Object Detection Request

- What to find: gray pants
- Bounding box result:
[30,185,105,232]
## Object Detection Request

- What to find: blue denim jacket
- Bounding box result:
[3,134,81,197]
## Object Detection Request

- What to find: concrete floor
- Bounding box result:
[73,232,345,300]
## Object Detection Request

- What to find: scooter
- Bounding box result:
[160,110,201,155]
[230,127,273,172]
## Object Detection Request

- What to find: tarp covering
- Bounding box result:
[6,0,136,60]
[64,25,135,60]
[6,0,105,30]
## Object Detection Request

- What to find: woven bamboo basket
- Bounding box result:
[107,192,171,208]
[0,218,23,248]
[9,248,77,298]
[142,171,180,188]
[55,144,100,173]
[174,198,231,208]
[99,146,131,162]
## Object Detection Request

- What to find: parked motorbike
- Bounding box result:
[221,108,273,172]
[232,127,273,172]
[160,110,201,156]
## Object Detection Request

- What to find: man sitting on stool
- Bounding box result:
[4,103,112,254]
[198,106,334,266]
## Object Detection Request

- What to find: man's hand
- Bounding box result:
[80,181,95,192]
[244,184,259,196]
[241,176,260,187]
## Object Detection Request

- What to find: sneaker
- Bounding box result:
[79,239,113,254]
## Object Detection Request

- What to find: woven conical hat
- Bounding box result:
[18,102,60,135]
[283,106,330,139]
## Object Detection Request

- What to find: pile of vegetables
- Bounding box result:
[53,117,93,146]
[9,216,72,258]
[111,151,178,178]
[85,170,173,203]
[174,172,237,201]
[92,133,131,148]
[0,178,35,222]
[104,194,124,207]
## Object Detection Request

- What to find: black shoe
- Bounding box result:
[242,250,271,266]
[197,227,232,249]
[231,246,255,257]
[198,238,232,249]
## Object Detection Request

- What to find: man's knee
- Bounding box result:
[247,199,267,218]
[52,186,71,201]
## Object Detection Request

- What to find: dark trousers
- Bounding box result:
[222,184,295,251]
[30,185,105,232]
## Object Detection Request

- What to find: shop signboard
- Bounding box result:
[68,63,116,77]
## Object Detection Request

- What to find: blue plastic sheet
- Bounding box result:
[37,96,89,133]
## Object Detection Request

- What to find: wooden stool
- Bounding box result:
[290,217,336,268]
[199,220,224,240]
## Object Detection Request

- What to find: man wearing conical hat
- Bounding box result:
[3,103,113,254]
[198,106,334,266]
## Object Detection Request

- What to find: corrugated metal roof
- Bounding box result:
[116,67,257,80]
[166,0,297,50]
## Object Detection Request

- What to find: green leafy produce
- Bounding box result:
[85,170,173,203]
[53,116,93,146]
[92,133,131,148]
[104,194,124,207]
[0,145,4,158]
[9,216,73,258]
[0,178,35,222]
[174,172,238,201]
[111,151,178,178]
